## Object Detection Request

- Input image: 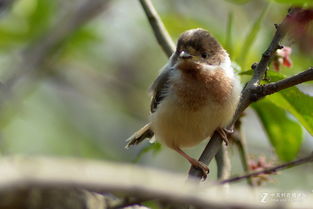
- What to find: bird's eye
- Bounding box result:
[201,53,208,59]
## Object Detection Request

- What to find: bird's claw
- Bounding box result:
[190,159,209,181]
[217,128,233,146]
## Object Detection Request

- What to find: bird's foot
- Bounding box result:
[223,128,234,135]
[173,146,209,180]
[188,158,209,180]
[217,128,233,146]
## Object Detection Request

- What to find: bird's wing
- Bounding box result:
[149,64,173,113]
[125,61,174,148]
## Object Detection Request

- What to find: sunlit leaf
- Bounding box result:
[0,0,56,48]
[12,0,37,17]
[225,12,234,57]
[265,71,313,136]
[253,99,303,161]
[162,14,224,45]
[134,142,162,163]
[225,0,251,4]
[162,15,209,38]
[143,200,161,209]
[270,0,313,6]
[27,0,56,39]
[238,69,253,76]
[237,4,269,69]
[60,26,101,57]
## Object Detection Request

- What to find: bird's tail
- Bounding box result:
[125,123,154,149]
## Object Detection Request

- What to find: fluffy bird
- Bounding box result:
[126,28,241,176]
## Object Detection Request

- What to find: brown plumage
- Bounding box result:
[126,28,241,178]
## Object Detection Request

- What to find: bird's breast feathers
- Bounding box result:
[178,72,228,108]
[149,61,241,148]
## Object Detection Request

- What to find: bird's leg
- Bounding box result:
[173,146,209,179]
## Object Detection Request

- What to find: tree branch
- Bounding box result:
[259,67,313,97]
[215,144,231,181]
[0,156,286,209]
[232,16,290,124]
[219,153,313,184]
[139,0,175,57]
[188,131,224,180]
[188,8,307,181]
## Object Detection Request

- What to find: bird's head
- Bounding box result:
[173,28,227,72]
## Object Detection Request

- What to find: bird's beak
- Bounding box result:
[179,51,192,59]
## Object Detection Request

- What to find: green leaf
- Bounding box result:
[237,4,269,69]
[225,12,234,57]
[0,0,56,49]
[133,142,161,162]
[27,0,56,39]
[253,99,303,161]
[225,0,251,4]
[267,89,313,136]
[265,71,313,136]
[143,201,161,209]
[162,15,211,39]
[238,69,253,76]
[60,26,101,57]
[270,0,313,6]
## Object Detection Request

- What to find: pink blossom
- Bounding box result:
[272,47,293,71]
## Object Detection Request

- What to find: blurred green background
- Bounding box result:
[0,0,312,191]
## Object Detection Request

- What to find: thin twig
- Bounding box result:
[219,153,313,184]
[139,0,175,57]
[215,145,231,181]
[259,67,313,97]
[232,13,291,124]
[232,119,255,187]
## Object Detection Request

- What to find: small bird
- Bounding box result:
[126,28,241,177]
